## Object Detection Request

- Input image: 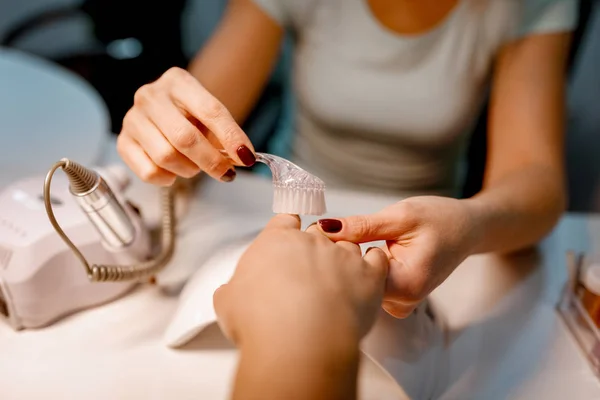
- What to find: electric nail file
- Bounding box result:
[0,153,326,329]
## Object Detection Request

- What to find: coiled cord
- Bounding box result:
[43,160,175,282]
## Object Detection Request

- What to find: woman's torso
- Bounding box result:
[252,0,573,196]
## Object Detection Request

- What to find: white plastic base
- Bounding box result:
[0,165,150,330]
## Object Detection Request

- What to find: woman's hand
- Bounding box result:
[317,196,480,318]
[117,67,257,186]
[214,214,389,400]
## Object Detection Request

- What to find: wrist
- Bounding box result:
[237,305,363,356]
[461,197,489,255]
[235,328,360,400]
[239,322,360,364]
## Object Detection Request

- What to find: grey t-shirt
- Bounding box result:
[253,0,578,196]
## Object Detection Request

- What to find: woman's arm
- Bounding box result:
[188,0,284,123]
[313,32,574,318]
[467,32,572,254]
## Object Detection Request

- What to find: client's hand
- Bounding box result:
[215,214,388,347]
[317,196,479,318]
[213,214,389,400]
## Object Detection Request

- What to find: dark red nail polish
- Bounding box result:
[221,169,236,182]
[237,145,256,166]
[318,219,342,233]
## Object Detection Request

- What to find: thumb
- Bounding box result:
[264,214,301,231]
[317,213,404,243]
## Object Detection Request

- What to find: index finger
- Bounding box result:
[169,71,256,166]
[264,214,301,231]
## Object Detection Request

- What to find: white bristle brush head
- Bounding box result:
[272,181,327,216]
[255,153,327,216]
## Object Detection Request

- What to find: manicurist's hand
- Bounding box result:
[117,67,257,186]
[214,214,389,400]
[317,196,480,318]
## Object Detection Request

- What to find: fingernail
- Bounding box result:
[365,246,377,253]
[305,222,317,231]
[221,169,236,182]
[318,219,342,233]
[236,145,256,166]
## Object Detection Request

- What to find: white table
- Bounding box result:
[2,138,600,398]
[0,47,110,188]
[434,213,600,399]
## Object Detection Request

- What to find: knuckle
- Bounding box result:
[153,146,179,167]
[170,123,198,150]
[349,215,372,236]
[203,153,228,175]
[133,84,154,106]
[218,121,240,145]
[163,66,186,82]
[138,164,162,183]
[116,134,127,155]
[121,109,133,129]
[204,99,225,121]
[116,137,134,166]
[179,167,200,179]
[121,109,138,132]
